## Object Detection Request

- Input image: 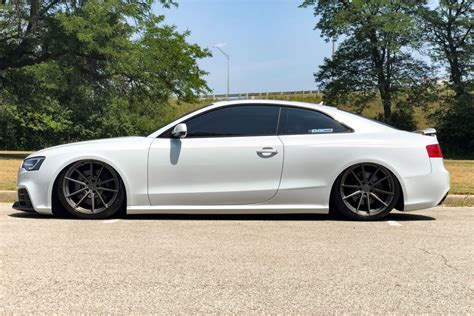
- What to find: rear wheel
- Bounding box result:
[332,163,400,221]
[57,160,125,219]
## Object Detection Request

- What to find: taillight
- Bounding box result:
[426,144,443,158]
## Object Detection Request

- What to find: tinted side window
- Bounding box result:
[280,107,349,135]
[185,105,280,138]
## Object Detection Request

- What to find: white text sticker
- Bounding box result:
[309,128,334,134]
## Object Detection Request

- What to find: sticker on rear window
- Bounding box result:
[309,128,334,134]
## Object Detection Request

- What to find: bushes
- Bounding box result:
[434,94,474,159]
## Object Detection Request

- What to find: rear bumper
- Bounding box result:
[402,159,450,211]
[437,191,449,206]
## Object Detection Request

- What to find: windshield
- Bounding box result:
[173,103,215,122]
[149,103,214,135]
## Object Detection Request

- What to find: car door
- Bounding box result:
[147,105,284,205]
[276,106,353,199]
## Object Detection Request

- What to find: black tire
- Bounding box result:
[56,160,125,219]
[332,163,401,221]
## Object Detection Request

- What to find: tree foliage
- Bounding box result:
[421,0,473,97]
[301,0,435,127]
[421,0,473,157]
[0,0,209,150]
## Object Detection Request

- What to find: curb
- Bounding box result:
[443,194,474,207]
[0,191,15,203]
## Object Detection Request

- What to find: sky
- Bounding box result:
[155,0,331,95]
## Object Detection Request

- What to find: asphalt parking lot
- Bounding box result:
[1,204,472,314]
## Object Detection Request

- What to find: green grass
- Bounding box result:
[0,151,30,191]
[444,160,474,195]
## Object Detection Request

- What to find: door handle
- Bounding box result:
[257,147,278,158]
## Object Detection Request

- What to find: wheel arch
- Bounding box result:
[328,159,406,212]
[49,156,130,214]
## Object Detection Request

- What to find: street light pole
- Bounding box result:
[212,46,230,100]
[332,35,336,57]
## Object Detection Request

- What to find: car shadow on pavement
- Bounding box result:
[124,212,435,221]
[383,212,436,221]
[8,211,331,221]
[125,213,332,221]
[8,211,55,219]
[8,210,435,221]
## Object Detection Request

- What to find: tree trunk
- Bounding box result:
[444,10,465,97]
[368,30,392,123]
[446,48,464,97]
[379,84,392,123]
[0,0,47,71]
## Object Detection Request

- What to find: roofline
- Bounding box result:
[211,99,324,107]
[208,99,341,113]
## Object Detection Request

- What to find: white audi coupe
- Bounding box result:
[13,100,450,220]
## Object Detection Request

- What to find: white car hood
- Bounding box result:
[29,136,150,158]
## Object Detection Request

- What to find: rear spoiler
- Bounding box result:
[414,128,437,136]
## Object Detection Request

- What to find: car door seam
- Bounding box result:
[146,138,154,206]
[257,135,285,205]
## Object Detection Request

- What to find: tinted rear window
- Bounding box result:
[280,107,350,135]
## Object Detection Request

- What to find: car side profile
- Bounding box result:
[13,100,450,220]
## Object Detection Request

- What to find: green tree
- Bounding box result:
[421,0,473,157]
[422,0,473,97]
[0,0,209,150]
[301,0,434,127]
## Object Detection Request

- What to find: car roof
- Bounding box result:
[211,99,339,114]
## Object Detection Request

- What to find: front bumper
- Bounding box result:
[12,188,36,213]
[15,166,54,215]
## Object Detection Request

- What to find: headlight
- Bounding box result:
[22,156,45,171]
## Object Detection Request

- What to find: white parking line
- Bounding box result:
[103,219,121,224]
[386,220,402,227]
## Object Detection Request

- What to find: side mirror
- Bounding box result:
[172,123,188,138]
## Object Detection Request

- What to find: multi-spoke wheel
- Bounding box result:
[57,160,125,219]
[332,163,400,220]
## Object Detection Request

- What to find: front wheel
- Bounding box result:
[332,163,400,221]
[57,160,125,219]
